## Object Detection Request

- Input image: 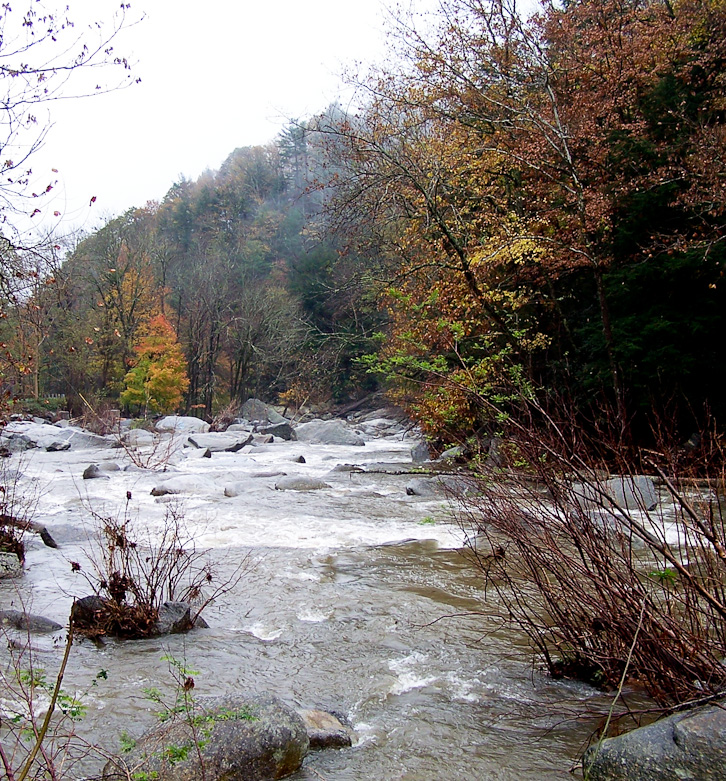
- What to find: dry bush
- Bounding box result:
[457,400,726,710]
[71,495,248,639]
[209,401,239,432]
[0,455,45,563]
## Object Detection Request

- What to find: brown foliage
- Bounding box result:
[457,398,726,708]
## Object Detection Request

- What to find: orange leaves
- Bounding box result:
[120,314,189,414]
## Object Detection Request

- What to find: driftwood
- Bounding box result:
[0,514,58,548]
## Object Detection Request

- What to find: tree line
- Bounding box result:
[1,0,724,452]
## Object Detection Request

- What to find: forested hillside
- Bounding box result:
[1,128,381,419]
[1,0,724,453]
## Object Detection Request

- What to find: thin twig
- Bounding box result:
[17,617,75,781]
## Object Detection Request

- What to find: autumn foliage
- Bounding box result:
[120,314,189,415]
[320,0,726,446]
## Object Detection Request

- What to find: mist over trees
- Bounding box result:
[1,0,724,452]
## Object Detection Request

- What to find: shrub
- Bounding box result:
[71,495,248,639]
[457,398,726,711]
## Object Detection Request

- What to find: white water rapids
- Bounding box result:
[1,417,618,779]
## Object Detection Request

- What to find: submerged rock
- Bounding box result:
[83,463,110,480]
[151,476,212,496]
[274,477,330,492]
[0,609,63,633]
[584,703,726,780]
[103,692,309,781]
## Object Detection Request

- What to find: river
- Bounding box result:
[1,415,617,779]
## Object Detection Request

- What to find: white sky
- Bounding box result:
[17,0,436,240]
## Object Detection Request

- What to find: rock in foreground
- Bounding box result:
[104,693,308,781]
[584,704,726,780]
[298,709,354,749]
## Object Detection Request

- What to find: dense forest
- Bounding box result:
[1,0,725,453]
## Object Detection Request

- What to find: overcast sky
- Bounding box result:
[20,0,435,240]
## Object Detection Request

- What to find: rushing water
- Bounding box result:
[1,419,617,779]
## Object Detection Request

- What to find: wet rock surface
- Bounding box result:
[584,704,726,780]
[103,693,309,781]
[298,709,354,749]
[0,608,63,632]
[274,476,330,491]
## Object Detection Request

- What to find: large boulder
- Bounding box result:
[156,416,210,434]
[294,419,364,447]
[122,429,155,447]
[187,433,253,452]
[584,704,726,780]
[570,475,659,512]
[0,422,110,451]
[103,693,309,781]
[241,398,270,423]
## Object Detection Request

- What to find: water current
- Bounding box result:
[1,418,619,779]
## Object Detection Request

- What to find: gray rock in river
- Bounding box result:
[103,692,309,781]
[294,419,364,446]
[241,398,271,423]
[122,428,155,447]
[571,475,658,512]
[406,475,473,497]
[259,422,296,441]
[275,476,330,492]
[83,463,110,480]
[187,432,253,452]
[584,703,726,780]
[411,441,431,462]
[156,415,210,434]
[0,609,63,633]
[153,601,202,635]
[0,422,110,451]
[298,709,354,749]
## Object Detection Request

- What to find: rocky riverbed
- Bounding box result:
[0,406,625,779]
